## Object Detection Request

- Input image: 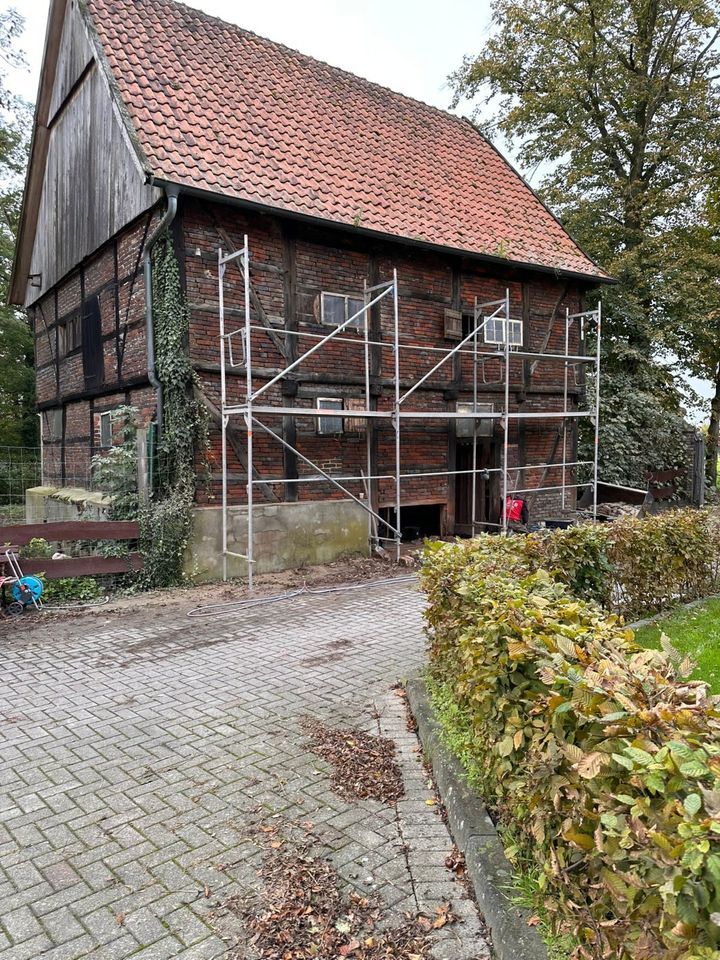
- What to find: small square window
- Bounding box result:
[317,397,344,435]
[320,292,365,329]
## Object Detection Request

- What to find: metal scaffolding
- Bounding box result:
[217,237,602,586]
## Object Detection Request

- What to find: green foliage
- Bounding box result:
[579,367,691,489]
[90,406,139,521]
[138,486,194,590]
[41,576,101,604]
[600,509,720,618]
[425,508,720,620]
[22,536,52,558]
[421,534,720,959]
[0,9,35,448]
[427,674,577,960]
[450,0,720,492]
[137,234,208,590]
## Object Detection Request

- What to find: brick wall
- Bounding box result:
[31,194,592,527]
[181,198,591,530]
[30,209,160,489]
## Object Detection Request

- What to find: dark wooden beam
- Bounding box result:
[22,553,144,579]
[0,520,140,546]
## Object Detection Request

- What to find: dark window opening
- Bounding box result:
[380,503,443,542]
[58,309,82,357]
[82,294,104,388]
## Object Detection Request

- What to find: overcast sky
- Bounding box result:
[6,0,712,417]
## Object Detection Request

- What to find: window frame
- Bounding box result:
[99,411,113,450]
[320,291,366,329]
[482,316,523,347]
[58,309,82,358]
[316,397,344,435]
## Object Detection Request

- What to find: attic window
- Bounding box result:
[321,292,366,328]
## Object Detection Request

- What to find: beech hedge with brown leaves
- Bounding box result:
[421,522,720,960]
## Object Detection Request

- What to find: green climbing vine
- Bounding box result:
[138,233,208,589]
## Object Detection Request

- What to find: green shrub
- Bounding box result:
[41,576,102,604]
[23,537,53,559]
[422,538,720,960]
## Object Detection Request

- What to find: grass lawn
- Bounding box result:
[634,597,720,694]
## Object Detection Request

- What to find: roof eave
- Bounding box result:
[151,175,616,286]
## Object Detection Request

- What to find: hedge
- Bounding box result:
[473,508,720,619]
[421,516,720,960]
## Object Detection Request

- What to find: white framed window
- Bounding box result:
[483,316,523,346]
[99,411,113,449]
[317,397,344,435]
[320,292,366,328]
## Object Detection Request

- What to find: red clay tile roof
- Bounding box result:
[86,0,609,280]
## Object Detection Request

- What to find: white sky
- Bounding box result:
[5,0,713,417]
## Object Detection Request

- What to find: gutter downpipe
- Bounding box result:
[144,184,180,440]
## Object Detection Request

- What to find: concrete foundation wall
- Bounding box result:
[25,486,111,523]
[187,499,370,582]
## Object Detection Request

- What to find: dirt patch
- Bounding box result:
[215,820,457,960]
[301,717,404,805]
[8,553,417,633]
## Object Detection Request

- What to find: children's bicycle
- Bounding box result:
[1,547,44,617]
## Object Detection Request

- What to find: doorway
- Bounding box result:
[454,440,498,535]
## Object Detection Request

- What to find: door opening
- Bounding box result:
[454,440,498,535]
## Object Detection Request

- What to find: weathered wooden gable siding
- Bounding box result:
[25,0,159,307]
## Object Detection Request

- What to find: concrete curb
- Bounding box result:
[406,676,548,960]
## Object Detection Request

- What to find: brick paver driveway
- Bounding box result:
[0,580,489,959]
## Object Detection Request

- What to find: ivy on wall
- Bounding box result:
[138,233,208,589]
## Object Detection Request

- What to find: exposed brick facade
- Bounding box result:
[33,195,591,533]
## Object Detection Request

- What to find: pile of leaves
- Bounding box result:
[219,821,456,959]
[421,540,720,960]
[301,718,405,804]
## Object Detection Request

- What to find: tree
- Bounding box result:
[657,214,720,483]
[451,0,720,484]
[0,8,34,449]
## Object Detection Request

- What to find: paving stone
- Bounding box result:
[0,582,489,958]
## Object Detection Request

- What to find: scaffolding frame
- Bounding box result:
[217,237,602,586]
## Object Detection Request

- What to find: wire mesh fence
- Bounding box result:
[0,447,42,523]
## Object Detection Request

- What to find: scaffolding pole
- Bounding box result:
[502,288,510,534]
[393,269,401,563]
[216,239,604,586]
